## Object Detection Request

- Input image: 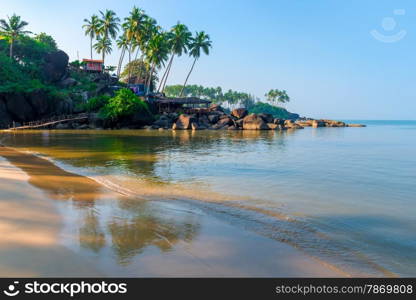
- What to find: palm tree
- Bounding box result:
[158,23,191,92]
[144,32,169,94]
[82,15,100,59]
[122,7,147,83]
[0,14,31,58]
[98,10,120,39]
[265,89,290,105]
[180,31,212,96]
[116,34,128,77]
[94,36,112,64]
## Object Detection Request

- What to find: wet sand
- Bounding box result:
[0,146,347,277]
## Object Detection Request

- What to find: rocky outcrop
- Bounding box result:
[174,114,197,130]
[42,50,69,82]
[243,114,269,130]
[231,108,248,119]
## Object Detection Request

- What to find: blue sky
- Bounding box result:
[1,0,415,119]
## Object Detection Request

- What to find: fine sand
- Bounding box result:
[0,146,348,277]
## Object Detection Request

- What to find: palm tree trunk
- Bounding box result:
[146,62,155,95]
[134,48,140,61]
[161,56,174,92]
[9,41,13,58]
[158,54,174,92]
[102,52,105,68]
[180,57,197,97]
[117,47,126,78]
[90,36,93,59]
[128,45,132,84]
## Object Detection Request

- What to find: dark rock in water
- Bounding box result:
[235,118,244,128]
[312,120,325,128]
[258,113,274,124]
[153,115,172,128]
[231,108,248,119]
[243,114,269,130]
[284,120,304,129]
[174,114,196,130]
[216,117,233,128]
[267,123,279,130]
[42,50,69,82]
[6,93,36,122]
[273,118,285,125]
[191,122,200,130]
[208,114,219,124]
[347,124,366,127]
[198,114,210,127]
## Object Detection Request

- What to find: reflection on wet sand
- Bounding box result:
[0,146,201,268]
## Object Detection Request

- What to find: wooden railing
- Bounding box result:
[9,113,89,130]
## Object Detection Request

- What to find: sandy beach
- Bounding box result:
[0,146,348,277]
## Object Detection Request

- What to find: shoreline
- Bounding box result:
[0,145,349,277]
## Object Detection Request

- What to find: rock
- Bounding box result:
[55,123,70,129]
[243,114,269,130]
[216,117,233,128]
[258,113,274,123]
[273,118,285,125]
[285,120,304,129]
[89,113,105,128]
[208,114,219,124]
[312,120,325,128]
[209,104,223,112]
[198,114,210,127]
[175,114,196,130]
[172,123,177,130]
[347,124,366,127]
[323,120,346,127]
[76,124,89,130]
[6,93,36,122]
[296,120,314,127]
[153,115,171,128]
[231,108,248,119]
[42,50,69,82]
[0,99,12,128]
[267,123,279,130]
[58,77,77,88]
[191,122,200,130]
[227,126,237,130]
[235,119,244,128]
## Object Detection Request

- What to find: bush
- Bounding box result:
[83,95,111,112]
[100,88,151,120]
[249,102,292,119]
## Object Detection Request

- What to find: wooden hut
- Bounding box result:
[82,59,104,72]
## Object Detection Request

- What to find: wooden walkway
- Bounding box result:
[8,113,89,130]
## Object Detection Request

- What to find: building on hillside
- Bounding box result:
[82,59,103,72]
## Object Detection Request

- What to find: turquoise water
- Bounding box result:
[3,120,415,276]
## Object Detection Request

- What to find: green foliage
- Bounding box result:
[34,32,58,51]
[100,88,150,120]
[165,84,256,108]
[83,95,111,112]
[249,102,292,119]
[265,89,290,105]
[120,59,157,85]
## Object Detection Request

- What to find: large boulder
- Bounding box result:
[285,120,304,129]
[42,50,69,82]
[207,114,219,124]
[231,108,248,119]
[26,91,51,116]
[243,114,269,130]
[258,113,274,123]
[153,115,172,128]
[0,99,12,128]
[216,117,233,128]
[58,77,77,88]
[312,120,325,128]
[174,114,196,130]
[5,93,36,122]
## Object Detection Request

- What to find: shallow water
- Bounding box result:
[2,121,415,276]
